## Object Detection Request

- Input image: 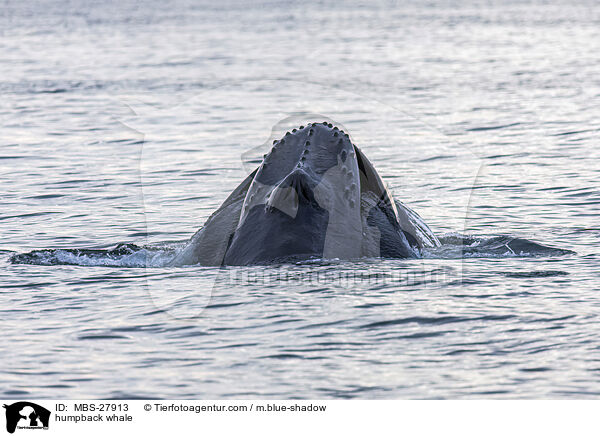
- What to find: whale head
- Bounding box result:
[222,122,416,265]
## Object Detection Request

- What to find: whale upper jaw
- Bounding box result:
[171,122,437,266]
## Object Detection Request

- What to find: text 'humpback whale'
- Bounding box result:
[172,122,440,266]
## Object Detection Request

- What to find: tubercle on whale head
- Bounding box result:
[262,121,352,162]
[257,121,358,189]
[243,123,351,212]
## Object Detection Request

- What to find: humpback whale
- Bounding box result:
[8,121,574,267]
[172,122,439,266]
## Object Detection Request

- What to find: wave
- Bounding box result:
[8,234,574,267]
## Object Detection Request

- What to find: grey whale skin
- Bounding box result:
[173,122,440,266]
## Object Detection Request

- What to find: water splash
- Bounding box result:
[423,234,575,259]
[8,243,180,268]
[9,234,574,267]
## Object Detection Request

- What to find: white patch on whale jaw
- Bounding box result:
[313,151,363,260]
[265,184,299,218]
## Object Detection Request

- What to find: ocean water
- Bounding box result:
[1,0,599,399]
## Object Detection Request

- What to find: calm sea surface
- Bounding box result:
[1,0,599,399]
